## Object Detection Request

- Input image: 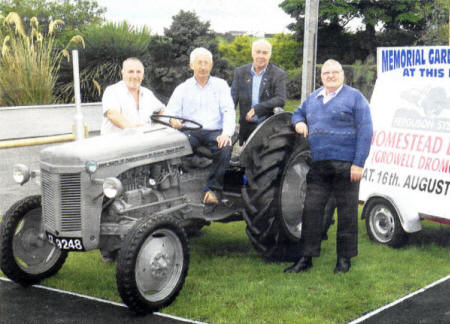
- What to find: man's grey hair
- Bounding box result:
[252,39,272,52]
[190,47,213,63]
[321,59,343,72]
[122,57,144,71]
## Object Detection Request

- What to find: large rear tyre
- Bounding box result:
[0,195,68,286]
[364,197,408,248]
[241,113,305,261]
[279,144,311,241]
[116,215,189,314]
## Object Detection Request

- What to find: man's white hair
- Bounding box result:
[252,39,272,52]
[190,47,213,63]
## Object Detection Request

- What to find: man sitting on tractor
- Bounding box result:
[165,47,235,205]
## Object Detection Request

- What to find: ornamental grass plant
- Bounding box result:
[0,12,84,106]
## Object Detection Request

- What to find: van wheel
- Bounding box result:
[364,198,407,248]
[116,215,189,314]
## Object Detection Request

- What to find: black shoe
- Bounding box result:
[284,256,312,273]
[334,257,351,274]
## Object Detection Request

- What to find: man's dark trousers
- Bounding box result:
[184,129,232,191]
[300,160,359,258]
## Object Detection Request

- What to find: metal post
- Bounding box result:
[301,0,319,103]
[72,50,84,141]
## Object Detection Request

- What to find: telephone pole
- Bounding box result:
[301,0,319,103]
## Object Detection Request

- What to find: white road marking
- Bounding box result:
[0,277,207,324]
[349,274,450,323]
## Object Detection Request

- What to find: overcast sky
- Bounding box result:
[96,0,295,35]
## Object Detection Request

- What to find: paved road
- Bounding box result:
[354,275,450,324]
[0,278,202,324]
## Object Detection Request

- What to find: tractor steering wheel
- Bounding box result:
[151,114,203,131]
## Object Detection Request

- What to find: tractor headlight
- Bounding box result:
[103,177,123,198]
[13,164,30,185]
[86,161,98,174]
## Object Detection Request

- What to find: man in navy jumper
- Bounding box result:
[285,59,373,274]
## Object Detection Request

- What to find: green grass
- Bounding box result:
[2,215,448,324]
[285,99,301,112]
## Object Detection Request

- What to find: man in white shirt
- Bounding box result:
[101,57,165,135]
[165,47,235,204]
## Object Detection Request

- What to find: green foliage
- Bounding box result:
[279,0,448,64]
[418,0,449,45]
[146,10,232,101]
[270,33,301,71]
[286,67,302,100]
[57,21,153,103]
[0,0,105,40]
[218,33,301,71]
[218,35,253,67]
[0,12,84,106]
[284,60,376,101]
[346,56,377,100]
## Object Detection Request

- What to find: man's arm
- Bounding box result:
[351,91,373,182]
[105,109,143,129]
[253,67,286,117]
[352,92,373,168]
[165,84,184,129]
[218,80,236,147]
[230,67,240,106]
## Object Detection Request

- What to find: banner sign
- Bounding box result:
[360,46,450,225]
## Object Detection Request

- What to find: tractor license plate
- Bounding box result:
[46,232,85,251]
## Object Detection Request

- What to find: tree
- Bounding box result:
[218,33,301,71]
[279,0,446,64]
[218,35,253,67]
[417,0,449,45]
[270,33,302,71]
[146,10,232,101]
[0,0,105,35]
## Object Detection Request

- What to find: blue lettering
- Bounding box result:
[442,49,447,64]
[407,50,412,67]
[394,50,402,69]
[414,49,422,65]
[382,50,390,72]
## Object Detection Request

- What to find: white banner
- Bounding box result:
[360,46,450,226]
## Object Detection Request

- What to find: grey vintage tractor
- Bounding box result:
[0,110,313,314]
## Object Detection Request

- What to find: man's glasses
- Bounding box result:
[322,70,342,76]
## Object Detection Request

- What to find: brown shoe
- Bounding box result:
[203,190,219,204]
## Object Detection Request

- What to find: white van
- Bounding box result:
[359,46,450,247]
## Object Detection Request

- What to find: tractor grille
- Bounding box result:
[42,170,82,232]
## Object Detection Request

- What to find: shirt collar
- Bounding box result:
[251,64,267,77]
[317,84,343,98]
[192,76,212,88]
[120,80,143,97]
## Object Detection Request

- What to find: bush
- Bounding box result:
[286,62,377,101]
[0,12,83,106]
[286,67,302,100]
[56,21,153,103]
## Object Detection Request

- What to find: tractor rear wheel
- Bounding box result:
[241,113,309,261]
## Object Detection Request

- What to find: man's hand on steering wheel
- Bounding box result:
[169,118,184,129]
[216,134,231,149]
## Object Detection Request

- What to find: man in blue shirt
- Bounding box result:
[231,39,286,145]
[285,59,373,274]
[165,47,235,204]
